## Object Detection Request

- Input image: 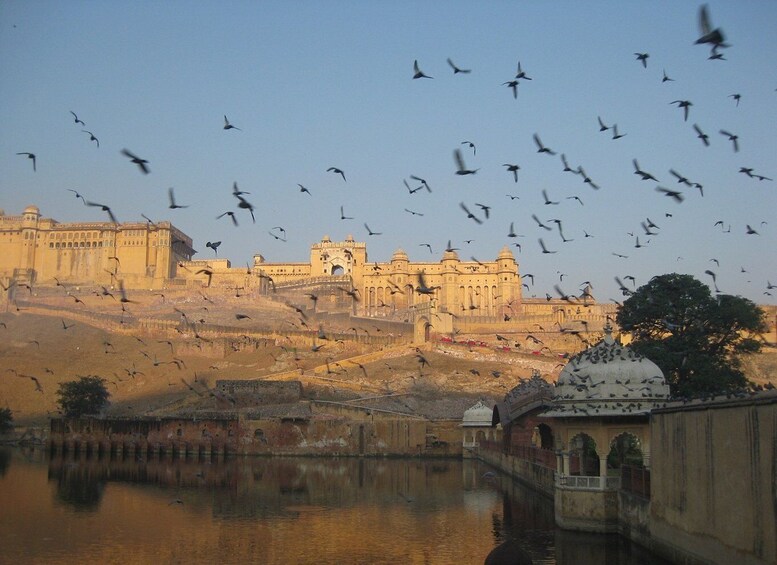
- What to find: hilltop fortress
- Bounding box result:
[0,205,617,341]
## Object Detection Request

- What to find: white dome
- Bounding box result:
[543,327,670,417]
[462,400,493,427]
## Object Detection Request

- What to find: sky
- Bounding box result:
[1,1,775,306]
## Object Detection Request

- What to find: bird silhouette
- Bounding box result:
[446,58,471,74]
[84,199,118,223]
[538,238,556,254]
[459,203,482,224]
[655,186,684,203]
[168,188,188,209]
[206,241,221,255]
[340,206,353,220]
[696,4,727,50]
[234,194,256,223]
[409,175,431,192]
[634,52,649,68]
[216,211,238,226]
[533,133,556,155]
[327,167,346,182]
[223,115,241,130]
[364,223,382,236]
[16,152,36,171]
[69,111,85,125]
[662,69,674,82]
[121,149,149,174]
[719,130,739,152]
[503,163,520,182]
[81,130,99,147]
[670,100,692,121]
[633,159,658,181]
[454,148,478,175]
[515,61,532,80]
[412,59,433,79]
[693,124,710,146]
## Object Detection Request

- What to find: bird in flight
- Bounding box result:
[16,152,36,171]
[340,206,353,220]
[364,223,382,236]
[327,167,346,182]
[634,52,649,68]
[297,184,312,195]
[81,130,99,147]
[121,148,149,174]
[234,194,256,223]
[538,238,557,254]
[232,181,250,196]
[693,124,710,146]
[503,80,519,99]
[719,130,739,152]
[669,169,692,187]
[662,69,674,82]
[670,100,692,122]
[475,203,491,219]
[461,140,476,155]
[533,133,556,155]
[216,211,238,226]
[729,93,741,107]
[503,163,520,182]
[413,60,433,79]
[85,199,118,223]
[532,214,552,231]
[633,159,658,181]
[453,148,478,175]
[696,4,727,51]
[542,189,559,205]
[69,111,85,125]
[446,58,471,74]
[206,241,221,255]
[611,124,626,140]
[597,116,610,132]
[459,202,482,224]
[410,175,431,192]
[655,186,684,203]
[223,115,241,130]
[515,61,532,80]
[168,188,188,209]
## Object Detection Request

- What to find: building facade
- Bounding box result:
[0,205,194,288]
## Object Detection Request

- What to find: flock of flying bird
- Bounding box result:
[10,5,775,308]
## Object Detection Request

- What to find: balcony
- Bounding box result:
[556,475,621,490]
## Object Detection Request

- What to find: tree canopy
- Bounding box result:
[56,375,111,417]
[0,407,13,433]
[616,273,766,398]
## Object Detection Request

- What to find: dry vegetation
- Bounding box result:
[1,287,774,429]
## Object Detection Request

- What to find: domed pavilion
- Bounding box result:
[540,325,670,532]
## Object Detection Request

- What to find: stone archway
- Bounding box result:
[535,423,554,450]
[414,316,431,343]
[607,432,644,470]
[569,433,599,476]
[331,264,344,275]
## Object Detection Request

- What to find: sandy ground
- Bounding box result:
[1,289,774,429]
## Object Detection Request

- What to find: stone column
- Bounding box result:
[599,455,608,480]
[562,452,570,476]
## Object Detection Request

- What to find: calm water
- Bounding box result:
[0,448,666,564]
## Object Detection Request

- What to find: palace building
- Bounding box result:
[1,206,613,332]
[0,205,194,288]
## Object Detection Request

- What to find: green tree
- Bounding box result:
[56,376,110,417]
[616,273,766,398]
[0,407,13,433]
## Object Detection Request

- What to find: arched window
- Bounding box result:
[608,432,644,470]
[331,265,344,276]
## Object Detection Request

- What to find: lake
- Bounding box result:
[0,447,667,564]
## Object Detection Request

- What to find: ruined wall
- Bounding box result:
[215,380,302,405]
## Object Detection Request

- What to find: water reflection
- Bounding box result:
[0,448,668,564]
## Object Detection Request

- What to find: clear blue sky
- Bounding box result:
[1,1,775,305]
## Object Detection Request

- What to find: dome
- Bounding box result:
[391,248,408,262]
[497,246,514,260]
[462,400,494,427]
[543,326,670,417]
[442,249,460,261]
[23,205,40,215]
